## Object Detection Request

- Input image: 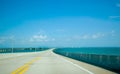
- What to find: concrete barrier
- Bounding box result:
[0,48,49,60]
[0,48,49,53]
[53,49,120,73]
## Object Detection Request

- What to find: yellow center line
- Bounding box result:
[19,65,29,74]
[11,57,40,74]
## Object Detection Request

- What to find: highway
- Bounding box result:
[0,49,116,74]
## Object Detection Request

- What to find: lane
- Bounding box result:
[11,57,40,74]
[25,49,90,74]
[0,51,47,74]
[0,49,116,74]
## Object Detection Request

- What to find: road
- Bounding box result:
[0,49,116,74]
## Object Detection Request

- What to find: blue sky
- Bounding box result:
[0,0,120,47]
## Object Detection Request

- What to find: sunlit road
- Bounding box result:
[0,49,115,74]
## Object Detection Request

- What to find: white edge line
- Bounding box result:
[52,51,94,74]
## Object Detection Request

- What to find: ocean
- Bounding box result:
[56,47,120,56]
[53,47,120,73]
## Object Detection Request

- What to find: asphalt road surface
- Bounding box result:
[0,49,116,74]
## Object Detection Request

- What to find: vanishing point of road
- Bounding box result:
[0,49,116,74]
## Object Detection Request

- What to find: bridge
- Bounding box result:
[0,48,116,74]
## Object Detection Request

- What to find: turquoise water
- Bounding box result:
[57,47,120,56]
[54,47,120,73]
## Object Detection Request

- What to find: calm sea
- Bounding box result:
[57,47,120,56]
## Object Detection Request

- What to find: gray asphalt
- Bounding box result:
[0,49,116,74]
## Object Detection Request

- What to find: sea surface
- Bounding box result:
[57,47,120,56]
[54,47,120,73]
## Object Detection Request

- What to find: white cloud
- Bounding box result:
[0,35,15,44]
[72,35,88,40]
[72,32,107,41]
[92,34,98,39]
[33,35,47,39]
[75,33,105,40]
[92,33,105,39]
[30,34,47,42]
[82,35,90,39]
[72,35,81,40]
[48,30,116,42]
[0,35,15,40]
[29,34,55,42]
[72,35,90,40]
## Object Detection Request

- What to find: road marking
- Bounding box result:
[11,57,40,74]
[52,52,94,74]
[62,58,94,74]
[19,65,29,74]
